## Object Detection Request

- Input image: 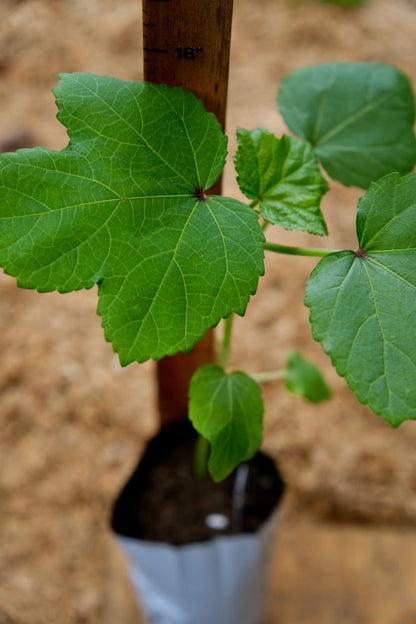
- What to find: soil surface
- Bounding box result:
[1,0,416,622]
[112,421,285,544]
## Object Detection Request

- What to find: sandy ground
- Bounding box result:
[0,0,416,622]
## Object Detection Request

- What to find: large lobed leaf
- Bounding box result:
[305,172,416,426]
[234,128,328,235]
[0,73,265,364]
[189,364,264,481]
[278,62,416,189]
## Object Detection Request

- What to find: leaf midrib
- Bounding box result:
[123,198,200,359]
[361,190,416,250]
[365,255,416,291]
[0,194,192,220]
[317,90,396,146]
[66,78,201,188]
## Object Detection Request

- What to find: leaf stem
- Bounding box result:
[263,242,339,257]
[219,313,234,370]
[251,369,286,383]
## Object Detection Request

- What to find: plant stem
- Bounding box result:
[251,369,286,383]
[194,434,210,478]
[219,313,234,370]
[264,242,339,257]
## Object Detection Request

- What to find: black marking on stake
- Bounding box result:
[144,47,169,54]
[175,46,204,60]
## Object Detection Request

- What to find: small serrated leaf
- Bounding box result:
[285,351,332,403]
[235,128,328,235]
[189,364,264,481]
[278,62,416,188]
[305,172,416,426]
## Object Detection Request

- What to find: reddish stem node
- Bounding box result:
[193,188,208,202]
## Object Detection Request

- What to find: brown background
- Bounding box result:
[0,0,415,622]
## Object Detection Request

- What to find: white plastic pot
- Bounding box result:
[115,508,279,624]
[111,422,285,624]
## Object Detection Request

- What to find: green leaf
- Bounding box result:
[285,350,332,403]
[189,364,264,481]
[234,129,328,235]
[278,62,416,189]
[0,73,265,364]
[305,172,416,426]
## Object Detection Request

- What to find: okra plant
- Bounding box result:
[1,62,415,480]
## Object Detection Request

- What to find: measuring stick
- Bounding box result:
[142,0,234,424]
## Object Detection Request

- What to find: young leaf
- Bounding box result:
[0,73,265,364]
[305,172,416,427]
[278,63,416,189]
[285,350,332,403]
[234,129,328,235]
[189,364,264,482]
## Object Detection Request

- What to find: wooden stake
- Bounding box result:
[142,0,234,424]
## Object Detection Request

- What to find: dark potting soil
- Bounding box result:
[112,420,285,545]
